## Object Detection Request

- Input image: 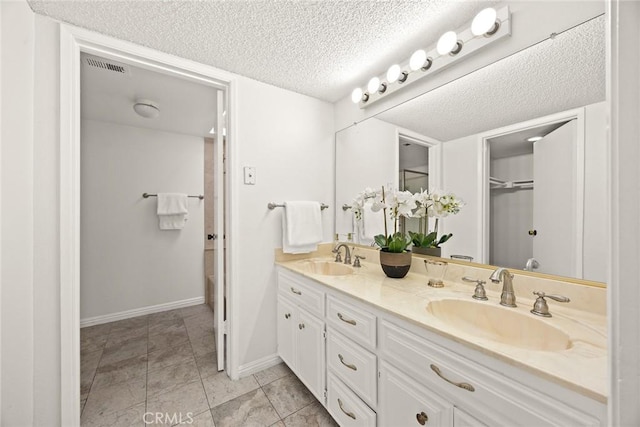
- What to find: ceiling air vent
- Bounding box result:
[83,55,130,75]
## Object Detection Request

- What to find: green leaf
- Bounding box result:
[434,233,453,247]
[374,234,388,249]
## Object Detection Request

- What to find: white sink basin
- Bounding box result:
[298,260,354,276]
[427,299,572,351]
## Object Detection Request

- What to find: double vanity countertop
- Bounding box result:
[276,249,607,403]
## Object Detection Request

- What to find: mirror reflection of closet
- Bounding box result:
[488,120,575,276]
[399,136,429,235]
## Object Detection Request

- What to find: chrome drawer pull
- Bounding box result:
[337,312,356,325]
[337,398,356,420]
[284,313,291,319]
[298,323,305,330]
[290,287,302,295]
[416,411,429,425]
[338,353,358,371]
[430,364,475,392]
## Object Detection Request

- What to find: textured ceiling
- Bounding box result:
[28,0,499,102]
[376,15,605,142]
[82,54,219,137]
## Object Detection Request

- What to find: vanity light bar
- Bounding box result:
[352,6,511,108]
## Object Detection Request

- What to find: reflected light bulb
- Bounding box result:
[472,8,498,36]
[351,87,363,103]
[409,50,427,71]
[367,77,380,93]
[387,64,401,83]
[437,31,458,55]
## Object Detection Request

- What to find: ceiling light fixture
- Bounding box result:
[351,6,510,106]
[472,7,500,37]
[133,99,160,119]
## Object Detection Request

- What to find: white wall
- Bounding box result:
[81,120,204,320]
[233,77,334,373]
[1,2,35,424]
[489,154,534,269]
[335,118,397,242]
[583,102,607,283]
[440,135,479,261]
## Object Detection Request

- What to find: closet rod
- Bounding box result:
[142,193,204,200]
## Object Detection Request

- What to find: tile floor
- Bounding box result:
[80,304,337,427]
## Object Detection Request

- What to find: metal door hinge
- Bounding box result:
[223,320,229,334]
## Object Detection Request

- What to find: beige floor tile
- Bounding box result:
[253,363,293,387]
[282,401,337,427]
[100,338,148,367]
[262,375,314,419]
[81,401,145,427]
[149,318,186,337]
[148,344,195,372]
[82,323,112,340]
[81,334,109,356]
[189,410,216,427]
[81,350,103,399]
[270,422,286,427]
[105,326,148,350]
[148,326,190,353]
[109,316,148,335]
[92,354,147,390]
[184,315,214,339]
[202,371,260,408]
[148,309,183,325]
[146,381,209,424]
[147,358,201,398]
[180,304,213,319]
[189,332,216,357]
[82,377,146,420]
[210,389,280,427]
[195,352,219,380]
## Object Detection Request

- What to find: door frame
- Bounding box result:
[59,25,237,425]
[478,107,586,276]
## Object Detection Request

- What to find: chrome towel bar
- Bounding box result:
[143,193,204,200]
[268,202,329,210]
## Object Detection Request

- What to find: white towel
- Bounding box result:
[157,193,188,230]
[282,201,323,254]
[360,202,386,244]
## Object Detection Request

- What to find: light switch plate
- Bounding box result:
[244,166,256,185]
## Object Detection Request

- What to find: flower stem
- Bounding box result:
[381,186,388,245]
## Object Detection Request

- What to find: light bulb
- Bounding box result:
[387,64,401,83]
[367,77,380,93]
[409,50,427,71]
[351,87,363,103]
[472,8,498,36]
[437,31,459,55]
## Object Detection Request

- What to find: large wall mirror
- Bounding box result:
[335,14,606,283]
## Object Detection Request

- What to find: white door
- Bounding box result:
[296,309,326,402]
[533,120,578,277]
[213,91,226,370]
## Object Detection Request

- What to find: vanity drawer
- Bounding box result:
[327,329,377,409]
[277,269,324,316]
[327,372,376,427]
[379,320,601,426]
[327,295,376,349]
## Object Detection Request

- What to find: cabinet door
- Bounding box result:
[277,297,296,368]
[453,408,487,427]
[296,308,326,403]
[379,361,453,427]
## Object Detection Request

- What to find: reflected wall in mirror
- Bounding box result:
[335,15,605,283]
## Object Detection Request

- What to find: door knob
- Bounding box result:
[207,234,217,240]
[528,230,537,236]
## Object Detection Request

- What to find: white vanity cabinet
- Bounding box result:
[276,266,606,427]
[276,269,326,403]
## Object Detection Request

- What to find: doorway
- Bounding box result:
[60,27,232,424]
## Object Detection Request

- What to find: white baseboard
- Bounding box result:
[80,297,205,328]
[237,353,283,378]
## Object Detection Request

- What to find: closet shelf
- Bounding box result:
[489,177,534,190]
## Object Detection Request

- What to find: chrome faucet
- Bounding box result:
[489,267,516,307]
[332,243,352,265]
